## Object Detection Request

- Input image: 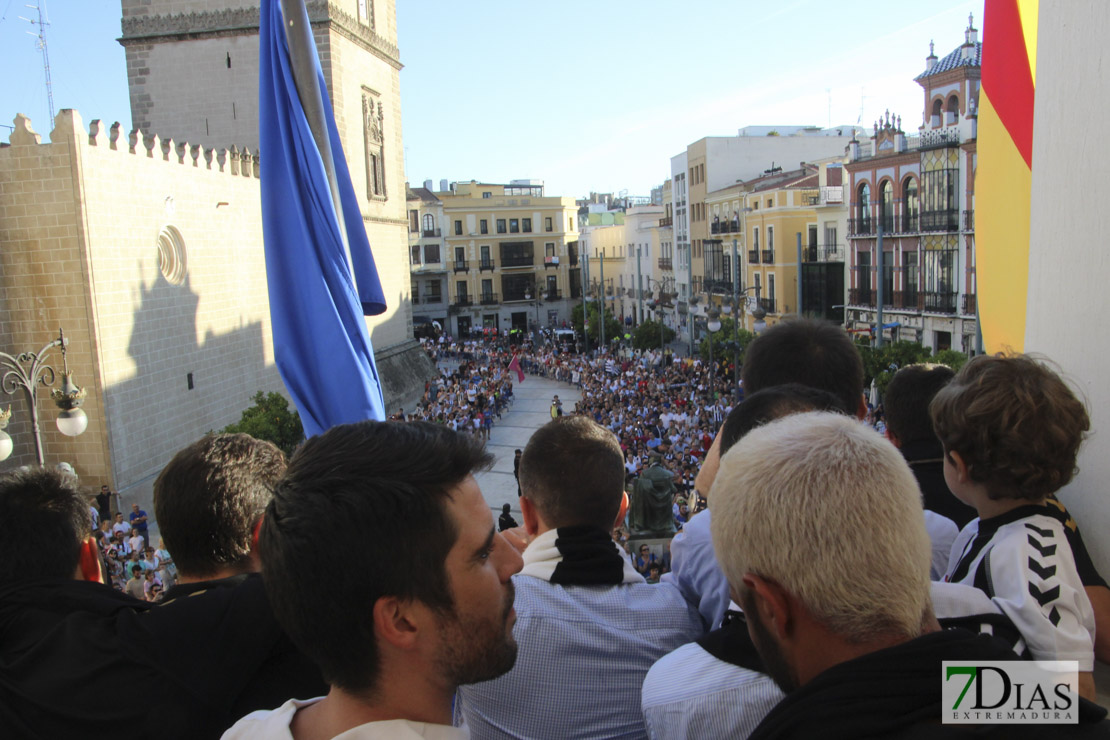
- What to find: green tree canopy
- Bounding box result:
[571,301,622,346]
[631,319,676,351]
[699,319,754,365]
[220,390,304,459]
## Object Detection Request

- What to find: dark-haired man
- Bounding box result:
[665,318,865,630]
[456,415,701,739]
[224,421,521,738]
[0,460,318,738]
[883,362,975,526]
[153,433,327,720]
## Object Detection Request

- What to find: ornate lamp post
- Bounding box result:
[0,328,88,466]
[706,307,722,384]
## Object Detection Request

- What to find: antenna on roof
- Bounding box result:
[18,2,55,121]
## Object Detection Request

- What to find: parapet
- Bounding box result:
[5,109,261,179]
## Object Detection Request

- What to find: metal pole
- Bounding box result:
[796,232,803,318]
[687,241,694,357]
[732,238,740,395]
[636,246,643,325]
[278,0,352,268]
[876,220,885,348]
[581,249,590,353]
[599,249,606,350]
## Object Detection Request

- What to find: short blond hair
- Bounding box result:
[710,411,931,642]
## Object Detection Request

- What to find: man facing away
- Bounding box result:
[154,433,327,721]
[711,411,1108,738]
[456,415,702,739]
[224,421,522,739]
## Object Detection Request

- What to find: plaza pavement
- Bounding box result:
[472,372,581,522]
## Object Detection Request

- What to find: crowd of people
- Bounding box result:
[2,318,1109,738]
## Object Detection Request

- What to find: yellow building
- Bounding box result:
[703,164,846,332]
[436,181,579,337]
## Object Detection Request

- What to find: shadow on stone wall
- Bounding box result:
[107,267,282,494]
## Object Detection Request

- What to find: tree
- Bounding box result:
[630,319,676,351]
[221,390,304,458]
[932,349,969,373]
[571,301,621,346]
[856,339,933,396]
[699,319,754,366]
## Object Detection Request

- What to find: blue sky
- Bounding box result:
[2,0,982,198]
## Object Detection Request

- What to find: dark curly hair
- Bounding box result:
[930,354,1089,501]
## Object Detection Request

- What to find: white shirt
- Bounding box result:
[222,698,468,740]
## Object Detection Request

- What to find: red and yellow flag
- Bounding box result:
[977,0,1038,352]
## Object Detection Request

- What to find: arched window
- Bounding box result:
[857,182,871,233]
[946,95,959,125]
[902,177,919,231]
[931,99,943,128]
[422,213,435,235]
[880,181,894,233]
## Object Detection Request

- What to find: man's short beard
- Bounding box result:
[435,581,518,685]
[741,589,798,694]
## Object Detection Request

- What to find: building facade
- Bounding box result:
[844,20,980,353]
[407,185,447,332]
[433,181,579,338]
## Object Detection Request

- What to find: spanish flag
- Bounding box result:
[977,0,1037,352]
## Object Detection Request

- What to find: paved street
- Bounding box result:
[471,372,581,522]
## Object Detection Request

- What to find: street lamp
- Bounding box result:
[706,307,721,384]
[0,327,89,466]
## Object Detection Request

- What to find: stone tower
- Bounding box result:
[118,0,432,409]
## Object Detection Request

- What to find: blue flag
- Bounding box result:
[259,0,387,437]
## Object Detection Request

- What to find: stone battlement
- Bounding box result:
[6,110,261,179]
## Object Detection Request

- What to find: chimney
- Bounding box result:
[439,179,448,192]
[423,179,433,190]
[818,163,828,189]
[926,40,937,72]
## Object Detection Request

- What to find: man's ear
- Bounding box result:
[520,496,541,537]
[612,490,629,531]
[856,394,868,421]
[743,573,794,640]
[884,428,901,448]
[373,595,421,652]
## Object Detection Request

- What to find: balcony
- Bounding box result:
[545,289,562,301]
[570,284,582,299]
[422,228,441,238]
[502,255,533,268]
[849,288,874,307]
[544,256,560,268]
[503,290,531,302]
[748,249,759,264]
[963,210,975,232]
[803,243,844,262]
[847,218,873,236]
[900,214,919,233]
[711,222,721,234]
[658,258,673,271]
[453,260,469,273]
[889,291,919,310]
[761,249,774,264]
[421,295,444,305]
[658,216,673,227]
[759,297,776,314]
[480,292,499,305]
[479,259,496,272]
[962,294,977,315]
[451,296,472,308]
[922,291,958,313]
[920,210,960,232]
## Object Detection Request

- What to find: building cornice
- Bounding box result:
[119,2,401,70]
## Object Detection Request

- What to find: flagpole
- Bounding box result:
[278,0,351,263]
